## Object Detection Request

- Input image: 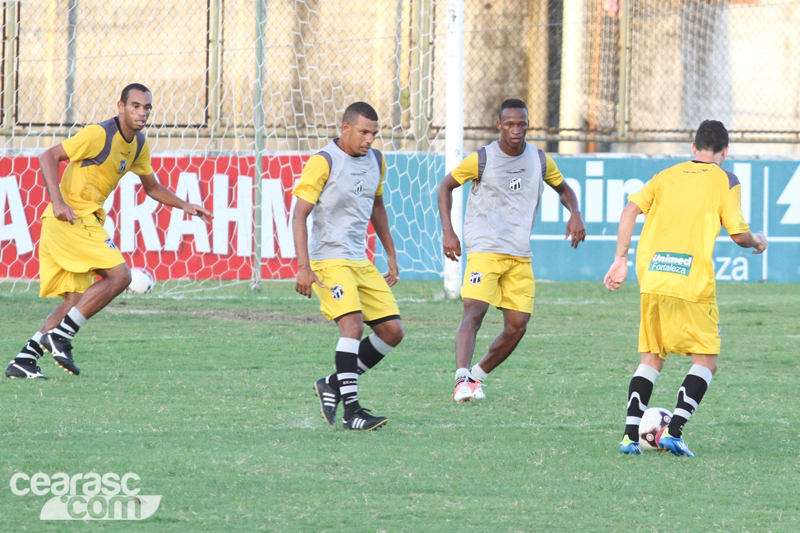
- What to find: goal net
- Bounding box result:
[0,0,449,294]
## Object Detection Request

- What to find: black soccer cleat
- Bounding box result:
[40,334,80,376]
[342,408,388,431]
[314,377,340,426]
[6,359,48,380]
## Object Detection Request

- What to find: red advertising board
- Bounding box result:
[0,155,376,281]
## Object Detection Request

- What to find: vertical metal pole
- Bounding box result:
[2,1,18,143]
[208,0,222,149]
[252,0,266,291]
[617,0,629,140]
[546,0,563,153]
[391,0,404,151]
[443,0,463,298]
[410,0,431,150]
[65,0,78,125]
[762,167,769,281]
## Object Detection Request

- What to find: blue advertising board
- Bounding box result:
[379,154,800,283]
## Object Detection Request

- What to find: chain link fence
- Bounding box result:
[1,0,798,153]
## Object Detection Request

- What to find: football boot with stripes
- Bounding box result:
[619,435,642,455]
[342,408,387,431]
[6,359,48,380]
[659,430,695,457]
[314,377,339,426]
[40,333,80,376]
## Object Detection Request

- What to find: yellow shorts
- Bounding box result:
[39,214,126,299]
[460,253,535,314]
[638,293,720,358]
[310,259,400,323]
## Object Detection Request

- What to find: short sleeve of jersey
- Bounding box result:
[292,154,331,205]
[129,138,154,176]
[451,152,479,185]
[376,154,386,197]
[61,125,106,162]
[628,174,657,214]
[543,154,564,187]
[720,184,750,235]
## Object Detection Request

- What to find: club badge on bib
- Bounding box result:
[509,177,521,191]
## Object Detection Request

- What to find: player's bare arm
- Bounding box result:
[138,173,213,220]
[604,201,642,291]
[370,194,400,287]
[549,180,586,248]
[730,231,768,254]
[437,173,462,262]
[291,197,325,297]
[39,144,77,224]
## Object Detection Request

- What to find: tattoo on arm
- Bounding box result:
[618,244,629,259]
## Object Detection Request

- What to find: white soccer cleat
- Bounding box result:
[469,381,486,400]
[453,381,474,402]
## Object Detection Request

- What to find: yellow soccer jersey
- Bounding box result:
[42,117,153,219]
[293,151,386,204]
[451,149,563,187]
[629,160,750,303]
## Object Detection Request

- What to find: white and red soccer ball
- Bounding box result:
[126,267,155,294]
[639,407,672,451]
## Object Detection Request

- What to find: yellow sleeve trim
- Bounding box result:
[292,154,330,205]
[543,154,563,187]
[376,154,386,197]
[451,152,479,185]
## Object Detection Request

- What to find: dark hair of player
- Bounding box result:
[498,99,527,121]
[342,102,378,125]
[121,83,152,104]
[694,120,729,153]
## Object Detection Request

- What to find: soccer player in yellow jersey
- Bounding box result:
[6,83,212,380]
[292,102,403,431]
[438,99,585,402]
[605,120,767,456]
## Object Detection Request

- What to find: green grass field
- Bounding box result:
[1,280,798,532]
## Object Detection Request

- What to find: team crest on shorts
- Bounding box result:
[104,238,118,250]
[509,177,521,191]
[469,271,483,285]
[354,179,363,195]
[118,160,128,174]
[331,285,344,300]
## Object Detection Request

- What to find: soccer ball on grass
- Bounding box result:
[126,267,155,294]
[639,407,672,451]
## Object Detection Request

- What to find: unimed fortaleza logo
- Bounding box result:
[9,472,161,521]
[648,252,694,277]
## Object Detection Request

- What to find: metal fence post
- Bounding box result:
[617,0,629,140]
[252,0,266,292]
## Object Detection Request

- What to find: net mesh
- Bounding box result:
[2,0,800,293]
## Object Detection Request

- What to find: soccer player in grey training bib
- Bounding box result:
[292,102,403,431]
[438,99,586,402]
